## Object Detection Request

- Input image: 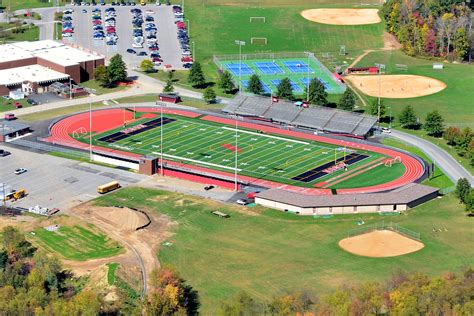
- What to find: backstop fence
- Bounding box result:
[346,221,421,241]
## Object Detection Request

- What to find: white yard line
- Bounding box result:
[222,127,309,145]
[153,152,242,172]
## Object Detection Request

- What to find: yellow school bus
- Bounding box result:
[97,181,121,194]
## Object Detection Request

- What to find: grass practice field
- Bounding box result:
[74,110,404,190]
[215,56,346,94]
[29,224,123,261]
[95,187,474,314]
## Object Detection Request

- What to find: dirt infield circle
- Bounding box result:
[346,74,447,99]
[339,230,424,258]
[300,8,381,25]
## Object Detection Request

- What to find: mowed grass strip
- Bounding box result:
[95,187,474,314]
[82,113,399,188]
[30,225,123,261]
[107,263,119,285]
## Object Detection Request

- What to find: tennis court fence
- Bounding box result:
[346,221,421,241]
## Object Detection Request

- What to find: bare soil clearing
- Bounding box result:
[345,74,447,98]
[339,230,424,257]
[301,9,381,26]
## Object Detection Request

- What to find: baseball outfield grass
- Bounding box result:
[95,187,473,314]
[28,224,123,261]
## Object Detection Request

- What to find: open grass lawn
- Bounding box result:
[1,0,52,11]
[95,187,474,314]
[173,0,384,83]
[354,50,474,128]
[29,224,123,261]
[80,79,128,95]
[0,24,39,42]
[18,101,106,121]
[78,111,401,189]
[0,98,31,112]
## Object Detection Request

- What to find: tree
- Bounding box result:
[444,126,460,145]
[276,77,294,100]
[140,59,155,73]
[465,189,474,212]
[188,61,206,88]
[305,78,328,105]
[455,178,471,204]
[424,110,444,137]
[163,71,174,93]
[338,88,356,111]
[453,28,470,60]
[107,54,127,83]
[93,65,111,88]
[203,87,216,104]
[218,292,263,316]
[218,70,235,93]
[399,105,420,129]
[247,74,263,94]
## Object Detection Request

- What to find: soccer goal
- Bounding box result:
[251,37,267,45]
[384,156,402,167]
[72,127,88,139]
[249,16,266,23]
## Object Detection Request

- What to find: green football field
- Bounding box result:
[77,112,404,189]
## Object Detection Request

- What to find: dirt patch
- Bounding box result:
[383,32,402,50]
[71,204,176,290]
[339,230,424,257]
[345,74,446,98]
[301,8,381,26]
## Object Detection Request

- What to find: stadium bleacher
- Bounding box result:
[222,94,377,136]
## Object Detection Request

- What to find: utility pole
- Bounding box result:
[388,106,392,129]
[375,63,385,128]
[234,117,238,191]
[235,40,245,92]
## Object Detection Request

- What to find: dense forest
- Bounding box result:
[382,0,473,61]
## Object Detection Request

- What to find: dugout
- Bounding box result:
[0,120,31,142]
[255,183,439,215]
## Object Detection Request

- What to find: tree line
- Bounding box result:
[381,0,473,61]
[395,103,473,167]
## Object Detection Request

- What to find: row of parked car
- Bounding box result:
[89,7,118,45]
[127,8,162,66]
[62,9,74,38]
[173,5,192,68]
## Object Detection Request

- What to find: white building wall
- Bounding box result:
[92,154,139,170]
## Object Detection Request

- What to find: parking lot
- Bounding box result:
[65,4,186,69]
[0,146,146,211]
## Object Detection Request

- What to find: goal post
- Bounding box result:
[249,16,266,23]
[250,37,267,45]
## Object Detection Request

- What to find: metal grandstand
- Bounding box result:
[222,94,377,136]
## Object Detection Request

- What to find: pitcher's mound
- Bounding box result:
[339,230,424,258]
[345,74,446,98]
[301,9,381,26]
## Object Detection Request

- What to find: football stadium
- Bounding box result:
[44,106,425,196]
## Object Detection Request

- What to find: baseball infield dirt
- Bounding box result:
[345,74,446,98]
[339,230,424,257]
[300,8,381,25]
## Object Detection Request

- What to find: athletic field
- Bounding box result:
[63,109,411,190]
[215,55,346,95]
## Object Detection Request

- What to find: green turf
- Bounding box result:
[29,225,123,261]
[106,262,119,285]
[80,79,128,95]
[216,57,346,95]
[77,112,403,189]
[353,50,474,128]
[95,187,474,314]
[182,1,384,83]
[0,0,53,11]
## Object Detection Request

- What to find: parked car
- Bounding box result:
[137,51,147,56]
[236,199,249,206]
[0,150,11,157]
[26,99,39,105]
[126,48,136,54]
[14,168,27,175]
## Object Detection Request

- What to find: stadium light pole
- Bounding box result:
[186,19,190,37]
[234,117,238,191]
[192,41,195,59]
[235,40,245,92]
[388,106,392,129]
[160,101,164,176]
[89,101,92,161]
[69,77,72,100]
[375,63,385,128]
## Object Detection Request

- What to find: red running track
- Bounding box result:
[44,108,425,195]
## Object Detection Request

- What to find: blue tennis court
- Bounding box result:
[300,77,330,90]
[223,63,254,76]
[254,62,284,74]
[283,61,311,73]
[241,80,272,94]
[270,79,302,92]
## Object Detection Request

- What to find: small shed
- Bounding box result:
[159,93,181,103]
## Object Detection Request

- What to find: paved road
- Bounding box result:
[390,130,473,186]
